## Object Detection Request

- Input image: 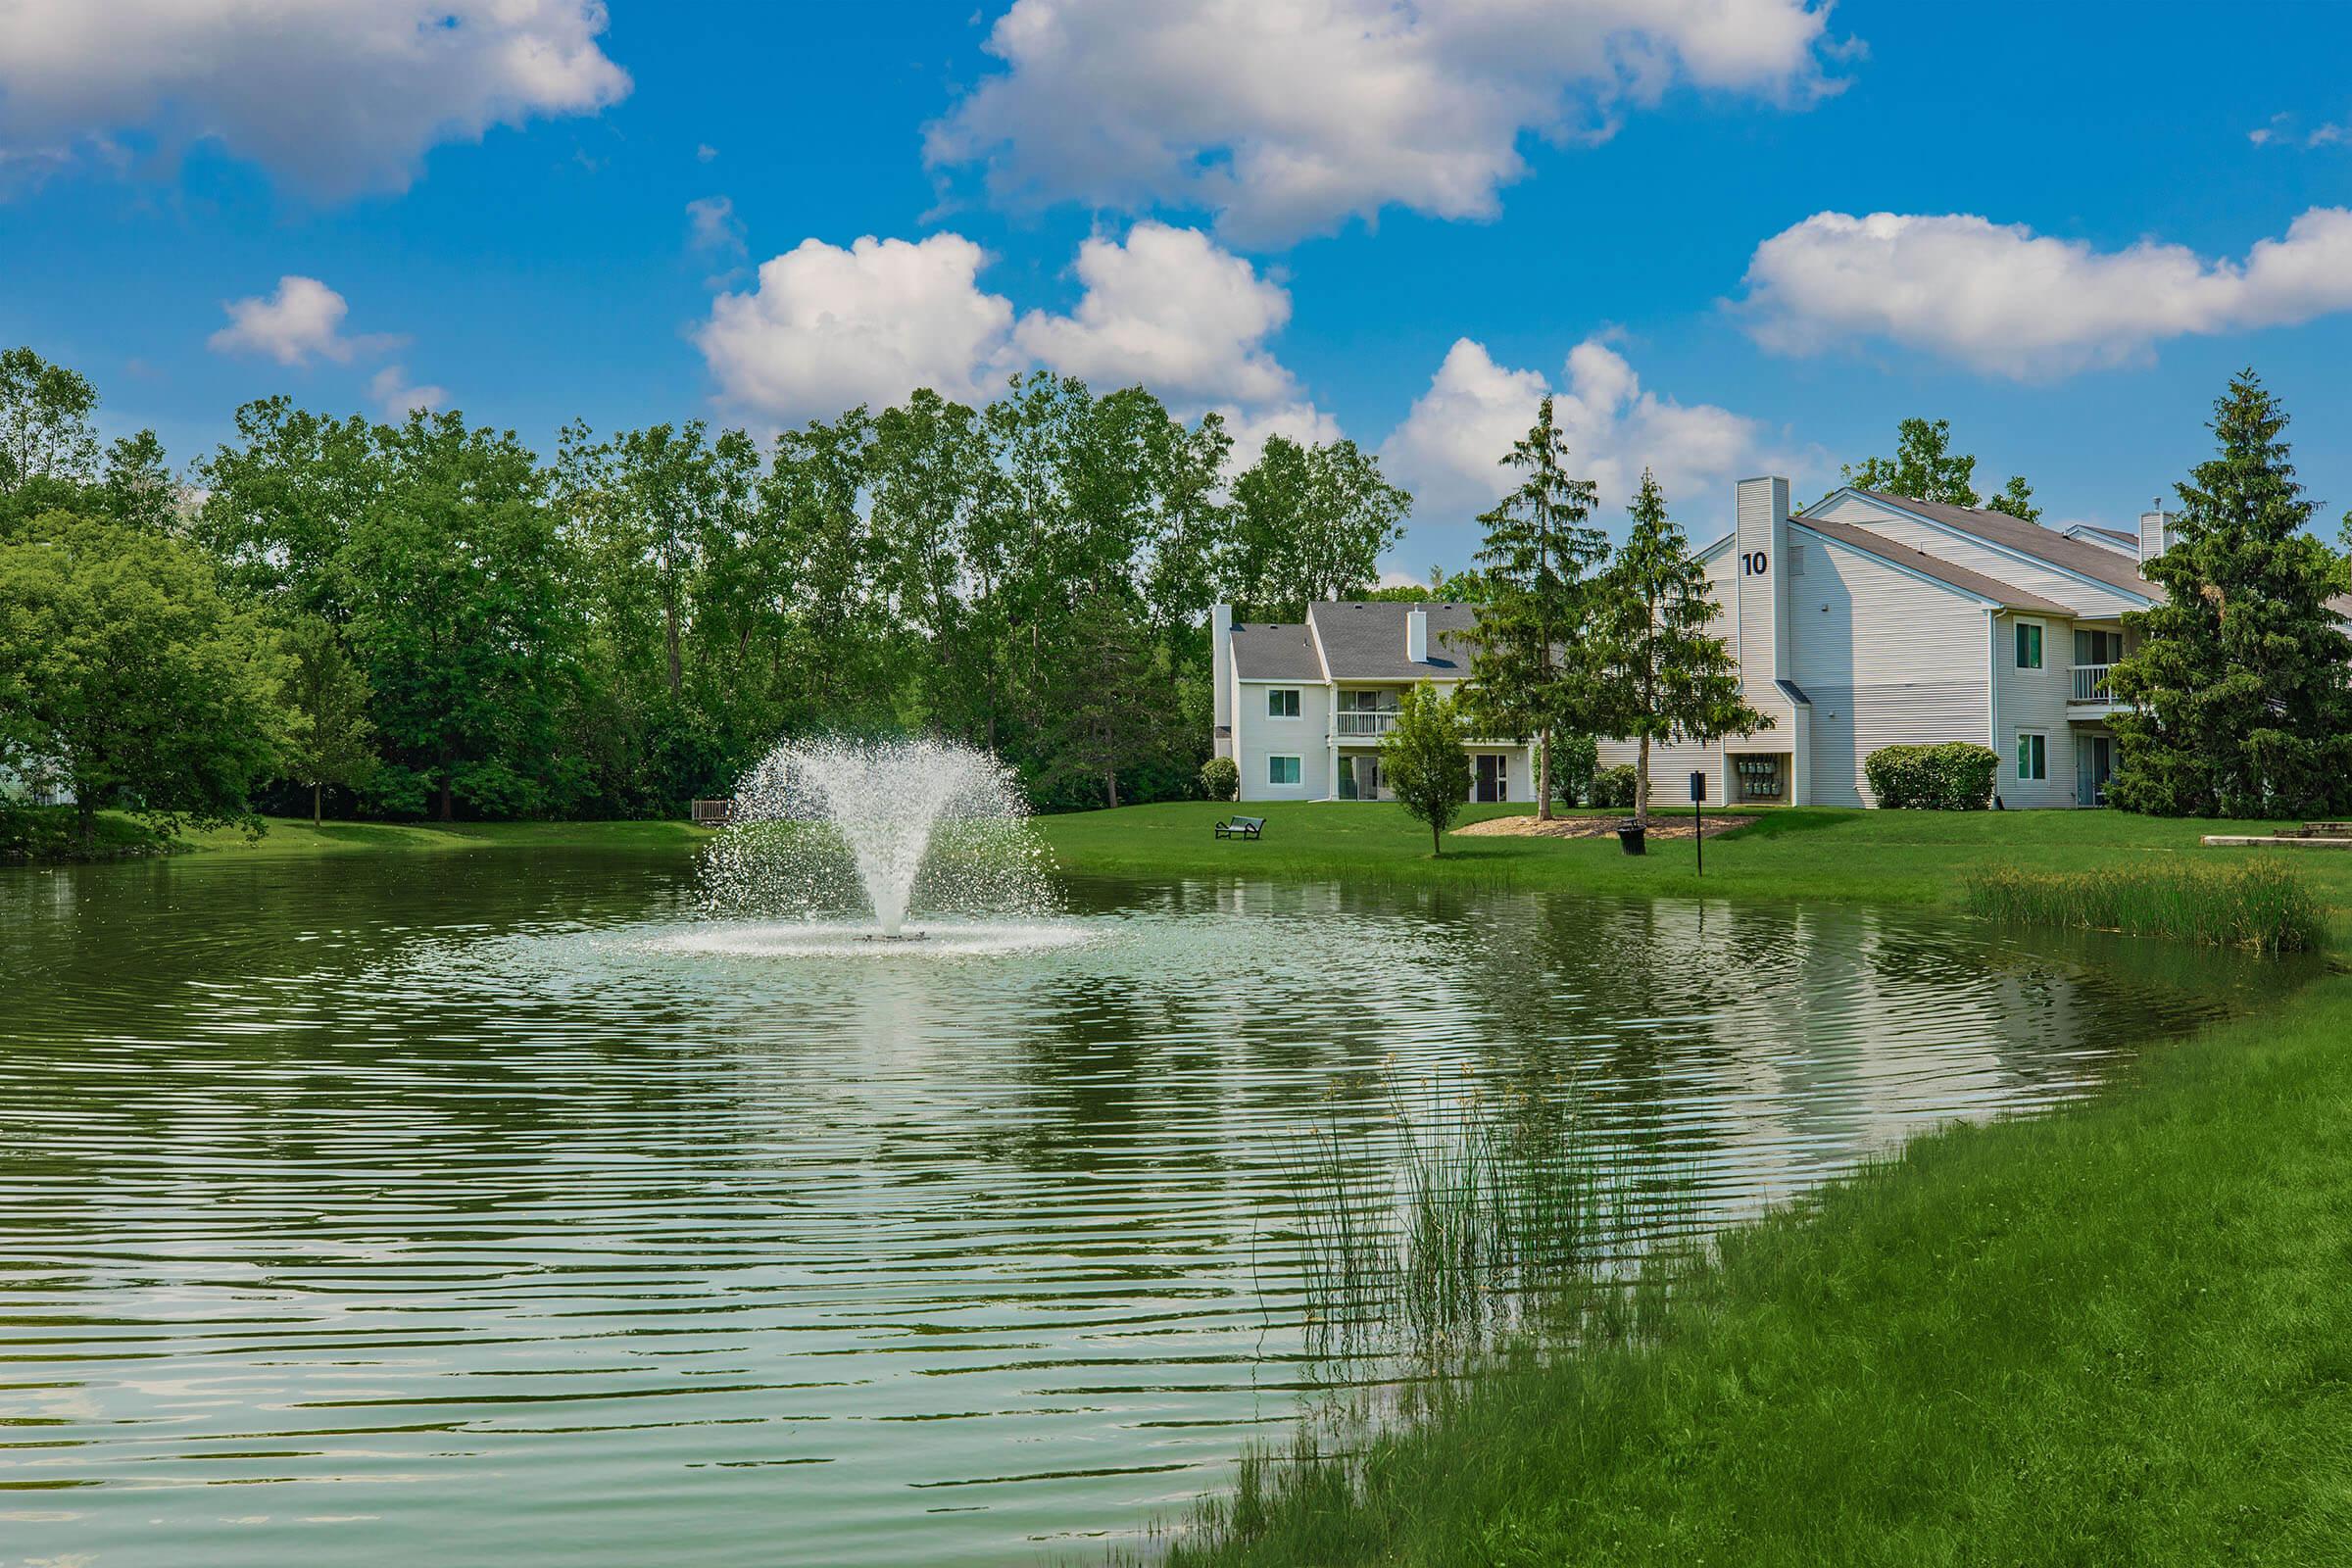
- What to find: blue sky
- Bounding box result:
[6,0,2352,571]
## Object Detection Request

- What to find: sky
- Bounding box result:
[6,0,2352,574]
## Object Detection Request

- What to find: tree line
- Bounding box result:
[0,347,1412,850]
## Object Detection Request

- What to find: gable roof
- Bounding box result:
[1308,600,1479,678]
[1795,514,2075,616]
[1228,621,1324,680]
[1845,489,2162,603]
[2063,521,2138,551]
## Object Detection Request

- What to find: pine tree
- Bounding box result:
[2108,369,2352,817]
[1458,397,1606,821]
[1599,470,1769,826]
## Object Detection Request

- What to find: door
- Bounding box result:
[1340,755,1382,801]
[1475,754,1505,804]
[2078,734,2114,807]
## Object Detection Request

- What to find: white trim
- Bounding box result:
[2012,616,2046,671]
[2014,727,2049,782]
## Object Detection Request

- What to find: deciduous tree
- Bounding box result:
[1381,682,1471,856]
[277,616,376,825]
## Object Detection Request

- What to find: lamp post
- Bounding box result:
[1690,770,1707,877]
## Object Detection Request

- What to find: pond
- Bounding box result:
[0,850,2303,1566]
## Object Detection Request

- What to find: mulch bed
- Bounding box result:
[1453,811,1757,843]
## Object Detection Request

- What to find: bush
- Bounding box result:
[1590,764,1638,809]
[1865,743,2000,810]
[1199,755,1240,803]
[1964,860,2328,956]
[1546,734,1599,804]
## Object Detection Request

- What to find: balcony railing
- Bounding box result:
[2070,663,2116,705]
[1335,710,1400,737]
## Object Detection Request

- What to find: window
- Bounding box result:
[2014,620,2043,669]
[1267,688,1300,718]
[2016,731,2047,781]
[1267,756,1301,786]
[2074,628,2123,665]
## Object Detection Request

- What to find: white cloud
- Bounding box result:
[686,195,746,254]
[369,365,448,418]
[694,233,1021,421]
[696,142,719,163]
[1212,400,1347,472]
[1014,221,1297,404]
[1382,337,1779,536]
[1739,208,2352,378]
[0,0,629,199]
[926,0,1842,244]
[208,276,400,367]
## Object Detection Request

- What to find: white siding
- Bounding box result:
[1235,681,1331,801]
[1788,528,1995,807]
[1807,494,2144,619]
[1992,612,2079,808]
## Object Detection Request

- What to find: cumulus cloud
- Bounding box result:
[1739,208,2352,377]
[927,0,1842,243]
[694,233,1022,422]
[369,365,448,418]
[208,276,400,367]
[0,0,629,199]
[1014,221,1298,404]
[1382,337,1779,536]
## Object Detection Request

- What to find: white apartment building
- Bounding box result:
[1211,476,2350,809]
[1210,600,1535,805]
[1595,476,2299,808]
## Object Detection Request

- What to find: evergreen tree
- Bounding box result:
[1458,397,1607,821]
[1381,682,1471,856]
[1599,470,1768,826]
[2108,369,2352,817]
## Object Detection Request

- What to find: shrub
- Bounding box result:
[1865,742,2000,809]
[1590,764,1639,809]
[1963,860,2328,956]
[1199,755,1240,802]
[1546,734,1599,803]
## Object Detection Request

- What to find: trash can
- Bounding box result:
[1616,821,1646,856]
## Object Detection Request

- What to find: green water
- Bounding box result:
[0,850,2299,1565]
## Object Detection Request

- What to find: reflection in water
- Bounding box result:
[0,854,2302,1567]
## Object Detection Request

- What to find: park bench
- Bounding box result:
[1213,815,1265,840]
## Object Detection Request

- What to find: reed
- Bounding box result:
[1962,858,2328,955]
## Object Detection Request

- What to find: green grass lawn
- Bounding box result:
[1038,801,2352,932]
[170,815,714,859]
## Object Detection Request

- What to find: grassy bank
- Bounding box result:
[1037,801,2352,925]
[1157,972,2352,1565]
[1966,860,2330,954]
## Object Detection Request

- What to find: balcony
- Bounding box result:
[1335,710,1400,737]
[2069,664,2116,706]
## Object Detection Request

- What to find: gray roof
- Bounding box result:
[1228,620,1324,680]
[2063,521,2138,549]
[1849,489,2162,603]
[1796,514,2077,617]
[1306,600,1481,678]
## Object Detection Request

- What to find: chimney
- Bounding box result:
[1406,606,1429,662]
[2138,501,2177,564]
[1735,476,1791,686]
[1210,603,1234,741]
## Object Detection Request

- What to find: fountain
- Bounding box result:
[698,736,1059,946]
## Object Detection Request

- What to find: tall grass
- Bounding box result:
[1963,858,2328,955]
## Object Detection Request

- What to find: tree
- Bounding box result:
[1381,682,1471,856]
[1226,435,1409,620]
[1984,474,2040,522]
[1844,417,1982,507]
[0,513,286,850]
[1598,469,1768,826]
[0,347,100,503]
[1037,590,1178,808]
[277,617,376,825]
[1458,397,1607,820]
[2108,369,2352,816]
